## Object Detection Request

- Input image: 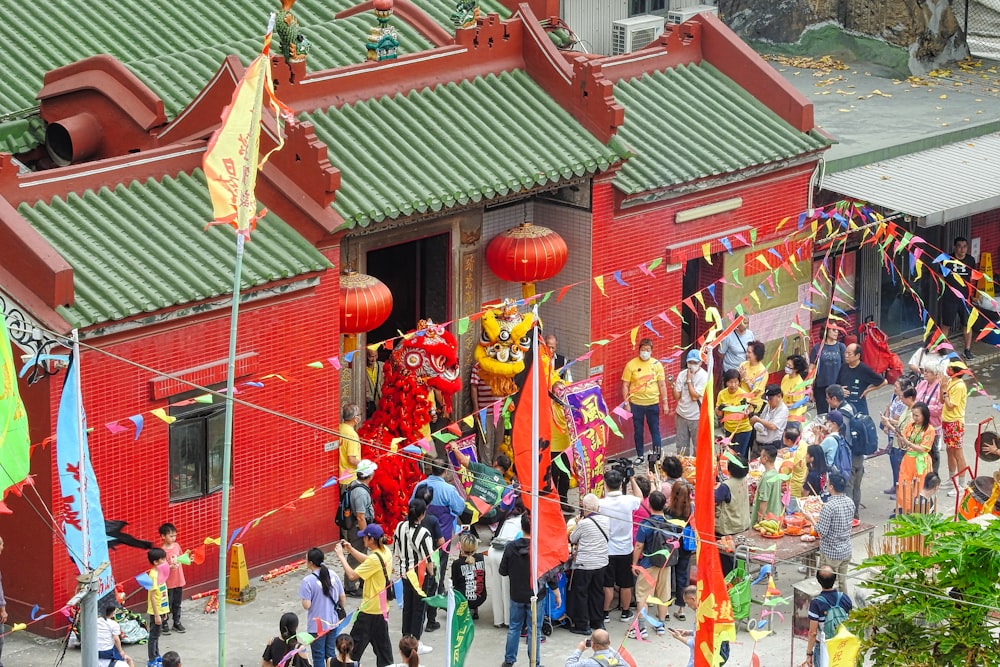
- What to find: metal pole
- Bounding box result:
[71,330,99,667]
[529,312,540,667]
[217,232,246,667]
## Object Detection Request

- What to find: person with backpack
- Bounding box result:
[826,385,870,525]
[300,547,348,667]
[667,481,695,623]
[337,459,377,597]
[805,566,853,667]
[835,344,887,416]
[819,411,852,487]
[803,473,855,594]
[630,491,675,639]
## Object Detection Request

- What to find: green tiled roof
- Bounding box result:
[18,170,331,328]
[0,0,508,117]
[304,69,627,228]
[612,62,830,195]
[0,116,45,155]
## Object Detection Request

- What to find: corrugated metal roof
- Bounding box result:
[0,0,508,116]
[821,132,1000,226]
[303,69,627,228]
[612,62,830,195]
[18,170,331,328]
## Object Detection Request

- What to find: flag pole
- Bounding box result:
[72,329,98,667]
[529,310,540,667]
[217,232,246,667]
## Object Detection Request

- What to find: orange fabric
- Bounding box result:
[511,336,567,580]
[694,373,736,666]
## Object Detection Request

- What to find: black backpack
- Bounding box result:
[335,481,370,531]
[849,413,879,456]
[640,517,679,568]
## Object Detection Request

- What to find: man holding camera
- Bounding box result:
[599,468,643,623]
[564,629,626,667]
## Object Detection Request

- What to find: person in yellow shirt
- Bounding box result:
[335,524,394,666]
[339,403,363,486]
[781,354,809,423]
[941,361,970,497]
[146,548,169,665]
[365,347,384,418]
[780,426,808,498]
[739,341,768,412]
[716,369,752,458]
[621,338,669,461]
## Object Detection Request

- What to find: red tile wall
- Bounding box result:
[45,252,341,619]
[973,209,1000,275]
[589,163,817,456]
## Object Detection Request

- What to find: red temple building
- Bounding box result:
[0,0,827,628]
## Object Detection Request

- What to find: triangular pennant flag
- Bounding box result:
[594,275,607,297]
[150,408,176,424]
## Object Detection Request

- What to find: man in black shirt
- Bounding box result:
[835,345,886,417]
[940,236,978,360]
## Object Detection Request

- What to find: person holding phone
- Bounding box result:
[564,629,625,667]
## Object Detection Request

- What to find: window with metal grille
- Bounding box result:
[168,386,226,501]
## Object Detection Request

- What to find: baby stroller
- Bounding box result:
[542,570,569,634]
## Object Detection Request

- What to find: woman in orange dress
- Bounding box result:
[893,401,934,514]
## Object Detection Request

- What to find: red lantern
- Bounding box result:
[485,222,568,298]
[339,271,393,351]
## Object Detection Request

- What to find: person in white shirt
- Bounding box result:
[673,350,709,456]
[717,318,754,373]
[598,468,642,622]
[567,494,611,634]
[97,603,135,667]
[485,512,523,627]
[750,384,790,453]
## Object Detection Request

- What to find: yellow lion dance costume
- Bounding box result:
[474,299,535,398]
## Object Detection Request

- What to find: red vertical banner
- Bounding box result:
[694,373,736,666]
[511,334,567,579]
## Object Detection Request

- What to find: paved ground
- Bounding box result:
[10,339,1000,667]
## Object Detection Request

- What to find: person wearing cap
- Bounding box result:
[749,384,789,455]
[672,350,708,456]
[335,523,394,667]
[343,459,378,597]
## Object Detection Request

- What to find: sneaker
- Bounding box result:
[947,489,958,497]
[426,620,441,632]
[883,487,896,495]
[656,626,667,636]
[161,624,170,635]
[346,589,363,598]
[172,623,186,633]
[604,611,611,623]
[620,609,635,622]
[569,627,590,636]
[965,348,974,360]
[417,642,434,655]
[502,663,514,667]
[626,626,648,639]
[851,518,860,527]
[634,456,644,465]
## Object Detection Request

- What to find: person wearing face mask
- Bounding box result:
[672,350,708,456]
[781,354,809,422]
[622,339,669,461]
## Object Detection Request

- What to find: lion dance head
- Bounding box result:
[474,299,535,397]
[358,320,462,526]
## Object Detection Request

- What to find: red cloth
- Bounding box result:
[511,337,567,580]
[693,374,735,666]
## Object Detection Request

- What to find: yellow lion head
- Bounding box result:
[474,299,535,397]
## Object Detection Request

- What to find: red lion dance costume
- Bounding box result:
[358,320,462,526]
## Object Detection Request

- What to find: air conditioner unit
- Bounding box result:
[611,15,665,55]
[666,5,718,25]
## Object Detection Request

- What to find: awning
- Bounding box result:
[821,132,1000,227]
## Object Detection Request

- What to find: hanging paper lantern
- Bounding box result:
[339,271,393,351]
[485,222,568,298]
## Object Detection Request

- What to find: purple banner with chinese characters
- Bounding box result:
[560,380,608,497]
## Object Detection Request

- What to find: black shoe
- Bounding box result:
[965,348,975,360]
[471,610,479,620]
[346,589,363,598]
[161,624,171,635]
[172,623,186,633]
[569,627,590,635]
[426,621,441,632]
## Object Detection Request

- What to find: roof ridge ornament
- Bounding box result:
[367,0,400,62]
[451,0,480,29]
[276,0,311,64]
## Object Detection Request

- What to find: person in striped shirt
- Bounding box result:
[392,499,435,656]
